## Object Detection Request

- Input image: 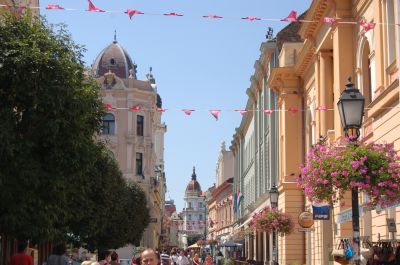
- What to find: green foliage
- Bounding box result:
[0,12,149,249]
[187,235,203,246]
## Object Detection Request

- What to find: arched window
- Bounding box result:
[361,42,372,105]
[102,113,115,135]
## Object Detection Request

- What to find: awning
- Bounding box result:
[219,241,243,247]
[187,243,200,248]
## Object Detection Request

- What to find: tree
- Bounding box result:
[0,12,150,247]
[67,145,149,251]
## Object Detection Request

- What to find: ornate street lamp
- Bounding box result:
[269,185,279,265]
[337,77,365,265]
[337,77,365,139]
[269,185,279,209]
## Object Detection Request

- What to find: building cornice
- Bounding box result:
[353,0,373,18]
[298,0,330,39]
[268,67,299,94]
[294,39,316,77]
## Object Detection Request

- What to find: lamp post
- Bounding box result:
[269,186,279,265]
[337,77,365,265]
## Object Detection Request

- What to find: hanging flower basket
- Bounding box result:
[251,207,293,236]
[298,139,400,208]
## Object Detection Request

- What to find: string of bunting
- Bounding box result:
[0,0,397,32]
[104,103,400,121]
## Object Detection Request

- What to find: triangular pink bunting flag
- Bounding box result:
[125,9,144,20]
[87,0,105,12]
[182,109,195,116]
[316,105,327,111]
[359,20,376,32]
[235,110,247,116]
[164,12,183,17]
[130,106,141,111]
[209,110,221,121]
[288,107,299,114]
[321,17,337,23]
[242,16,261,21]
[157,108,167,112]
[104,103,113,110]
[263,109,273,114]
[281,10,298,22]
[46,4,64,10]
[202,14,223,19]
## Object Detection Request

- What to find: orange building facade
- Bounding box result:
[267,0,400,264]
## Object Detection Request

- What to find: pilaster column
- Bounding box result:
[319,51,334,135]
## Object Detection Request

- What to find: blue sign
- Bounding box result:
[312,204,330,220]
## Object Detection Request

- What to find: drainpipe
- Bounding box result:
[299,76,309,265]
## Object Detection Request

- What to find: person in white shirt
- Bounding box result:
[177,251,190,265]
[170,252,179,265]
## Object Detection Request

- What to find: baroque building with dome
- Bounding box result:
[92,37,167,253]
[180,167,206,248]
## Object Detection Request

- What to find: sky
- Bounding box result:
[40,0,311,212]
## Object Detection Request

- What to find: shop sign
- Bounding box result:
[298,211,314,228]
[335,206,366,224]
[312,204,330,220]
[387,218,397,233]
[376,201,400,214]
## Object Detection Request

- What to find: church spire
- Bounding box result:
[191,166,197,180]
[113,30,117,43]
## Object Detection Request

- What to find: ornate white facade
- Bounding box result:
[181,167,206,248]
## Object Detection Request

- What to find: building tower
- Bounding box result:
[181,167,206,248]
[92,37,166,254]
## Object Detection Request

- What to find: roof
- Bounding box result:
[185,167,202,195]
[92,40,137,79]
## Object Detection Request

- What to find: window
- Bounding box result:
[199,214,203,220]
[361,42,372,104]
[199,202,203,208]
[136,153,143,175]
[188,202,192,208]
[385,0,396,66]
[110,58,116,65]
[137,115,144,136]
[188,214,192,221]
[102,113,115,135]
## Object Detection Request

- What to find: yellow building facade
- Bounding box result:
[268,0,400,264]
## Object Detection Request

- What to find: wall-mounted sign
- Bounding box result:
[387,218,397,232]
[298,211,314,228]
[150,218,158,223]
[312,204,330,220]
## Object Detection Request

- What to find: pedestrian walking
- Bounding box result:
[46,243,69,265]
[98,250,111,265]
[204,255,212,265]
[110,251,120,265]
[192,254,200,265]
[200,251,206,265]
[160,251,170,265]
[176,251,189,265]
[8,240,33,265]
[170,252,178,265]
[141,249,158,265]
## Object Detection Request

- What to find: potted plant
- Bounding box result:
[298,139,400,208]
[251,207,293,236]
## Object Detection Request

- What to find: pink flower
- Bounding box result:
[350,161,361,169]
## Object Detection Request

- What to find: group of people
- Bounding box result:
[7,240,220,265]
[158,249,214,265]
[7,241,121,265]
[143,249,215,265]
